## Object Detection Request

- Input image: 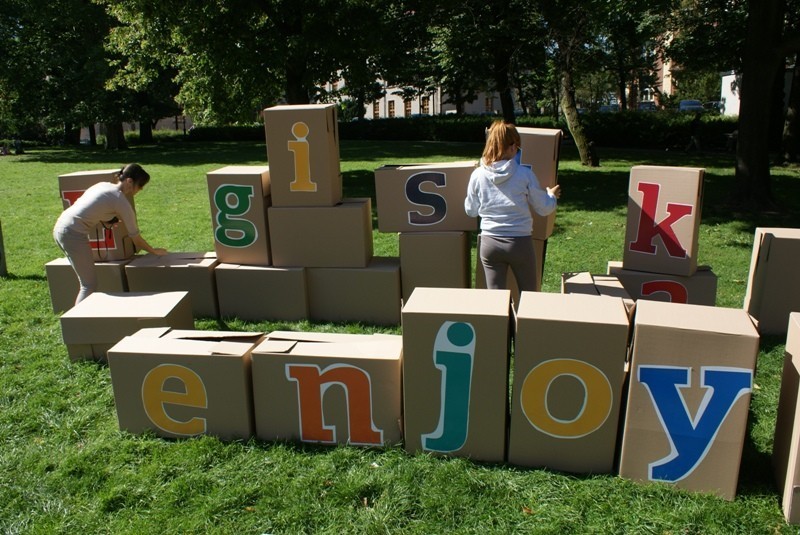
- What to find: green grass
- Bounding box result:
[1,140,800,534]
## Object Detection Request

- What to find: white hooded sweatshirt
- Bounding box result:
[464,158,557,237]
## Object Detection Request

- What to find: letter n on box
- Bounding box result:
[251,332,403,446]
[623,166,704,276]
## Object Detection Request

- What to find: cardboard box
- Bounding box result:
[268,198,373,268]
[307,257,401,326]
[623,166,704,277]
[509,292,630,473]
[59,291,194,362]
[561,272,635,316]
[401,287,511,462]
[618,300,759,500]
[58,169,137,261]
[374,161,478,232]
[517,127,562,240]
[263,104,342,207]
[744,227,800,335]
[125,252,219,318]
[107,327,264,441]
[251,331,403,446]
[399,231,471,302]
[475,235,546,299]
[607,260,717,306]
[45,257,130,313]
[207,165,272,266]
[215,263,308,321]
[771,313,800,523]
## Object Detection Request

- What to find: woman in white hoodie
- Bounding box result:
[465,121,561,291]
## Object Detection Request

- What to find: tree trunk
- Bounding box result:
[560,62,594,166]
[104,122,128,150]
[139,120,154,144]
[783,59,800,162]
[734,0,784,207]
[89,124,97,146]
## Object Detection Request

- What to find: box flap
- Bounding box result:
[161,329,264,343]
[109,335,256,357]
[253,339,298,354]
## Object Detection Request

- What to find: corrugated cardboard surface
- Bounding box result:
[59,291,194,361]
[263,104,342,207]
[517,127,562,240]
[125,252,219,318]
[623,166,704,277]
[108,328,264,440]
[399,232,471,301]
[619,300,759,500]
[509,292,630,473]
[562,272,635,317]
[401,287,511,462]
[607,260,717,306]
[207,165,272,266]
[45,257,130,313]
[215,263,308,321]
[307,257,401,326]
[251,332,403,446]
[268,198,373,268]
[772,313,800,523]
[744,227,800,335]
[58,169,137,261]
[374,161,478,232]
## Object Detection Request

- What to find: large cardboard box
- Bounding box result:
[374,161,478,233]
[125,252,220,318]
[607,260,717,306]
[509,292,630,473]
[307,257,401,326]
[517,127,562,240]
[263,104,341,207]
[251,331,403,446]
[59,291,194,362]
[623,166,704,277]
[771,313,800,524]
[399,231,471,302]
[207,165,272,266]
[744,227,800,335]
[401,287,511,462]
[107,327,264,441]
[475,235,546,299]
[215,263,308,321]
[268,198,373,268]
[58,169,136,261]
[45,257,130,313]
[561,271,635,316]
[618,300,759,500]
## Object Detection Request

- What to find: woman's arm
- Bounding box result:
[131,234,167,256]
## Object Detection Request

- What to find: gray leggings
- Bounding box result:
[53,226,96,305]
[479,234,538,292]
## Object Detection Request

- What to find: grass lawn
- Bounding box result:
[1,139,800,534]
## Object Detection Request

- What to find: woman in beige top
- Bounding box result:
[53,163,167,305]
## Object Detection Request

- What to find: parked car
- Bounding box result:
[678,99,704,112]
[704,101,724,113]
[638,101,657,112]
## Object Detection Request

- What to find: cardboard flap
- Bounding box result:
[161,329,263,343]
[110,335,255,357]
[254,339,298,354]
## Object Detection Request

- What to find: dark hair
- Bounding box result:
[120,163,150,188]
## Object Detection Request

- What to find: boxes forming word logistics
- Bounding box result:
[108,328,265,441]
[771,313,800,524]
[618,300,759,500]
[206,165,272,266]
[214,263,308,322]
[125,252,220,318]
[59,291,194,362]
[251,331,403,446]
[399,232,471,302]
[623,166,704,277]
[263,104,341,207]
[509,292,631,473]
[58,169,136,261]
[45,257,130,313]
[401,287,511,462]
[743,227,800,335]
[374,161,478,233]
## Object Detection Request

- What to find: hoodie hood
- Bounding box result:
[480,158,517,185]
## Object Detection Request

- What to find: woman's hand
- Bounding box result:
[548,185,562,199]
